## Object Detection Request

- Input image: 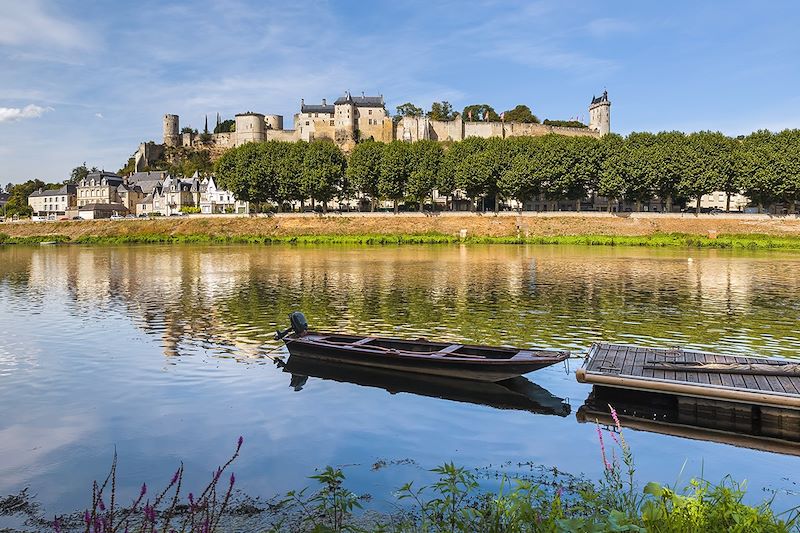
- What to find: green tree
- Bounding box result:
[428,101,457,121]
[276,140,307,211]
[302,140,346,213]
[347,141,384,211]
[438,137,487,210]
[67,162,98,184]
[4,179,47,217]
[214,119,235,133]
[379,141,411,213]
[502,105,539,123]
[462,104,499,122]
[396,103,424,117]
[407,140,443,211]
[682,131,731,214]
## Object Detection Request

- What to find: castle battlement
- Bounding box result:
[144,90,610,170]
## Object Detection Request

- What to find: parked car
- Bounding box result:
[110,214,123,220]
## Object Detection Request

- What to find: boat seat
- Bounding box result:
[351,338,373,346]
[436,344,463,356]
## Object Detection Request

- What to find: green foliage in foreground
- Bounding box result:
[272,410,798,532]
[5,232,800,250]
[274,464,797,532]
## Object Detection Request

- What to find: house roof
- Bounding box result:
[80,171,123,187]
[78,202,128,212]
[128,171,167,182]
[28,184,76,197]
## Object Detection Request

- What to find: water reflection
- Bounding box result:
[3,244,800,516]
[3,244,800,360]
[578,387,800,457]
[282,355,571,417]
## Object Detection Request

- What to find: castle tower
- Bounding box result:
[163,114,180,147]
[334,91,356,144]
[234,112,266,146]
[588,91,611,135]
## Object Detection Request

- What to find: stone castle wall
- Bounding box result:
[397,115,601,143]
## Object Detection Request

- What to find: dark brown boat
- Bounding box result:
[275,312,569,382]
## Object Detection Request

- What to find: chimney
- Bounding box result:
[322,98,326,106]
[301,98,305,107]
[361,91,365,98]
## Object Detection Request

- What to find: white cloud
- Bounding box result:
[0,0,88,50]
[95,113,104,119]
[0,105,52,123]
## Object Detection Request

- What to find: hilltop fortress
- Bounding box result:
[134,91,610,171]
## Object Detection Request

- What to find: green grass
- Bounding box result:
[4,231,800,250]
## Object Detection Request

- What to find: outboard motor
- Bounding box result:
[275,311,309,340]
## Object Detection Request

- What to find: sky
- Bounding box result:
[1,0,800,183]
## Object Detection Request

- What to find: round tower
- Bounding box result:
[234,112,266,145]
[264,114,284,130]
[588,91,611,135]
[163,114,180,147]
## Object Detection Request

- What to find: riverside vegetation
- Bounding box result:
[8,410,796,532]
[210,129,800,215]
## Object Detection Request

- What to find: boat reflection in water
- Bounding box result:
[578,386,800,456]
[282,355,571,417]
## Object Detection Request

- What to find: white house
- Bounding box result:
[199,175,248,214]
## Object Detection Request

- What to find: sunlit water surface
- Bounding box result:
[1,244,799,516]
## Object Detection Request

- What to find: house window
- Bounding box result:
[368,109,372,115]
[306,121,310,126]
[330,120,334,126]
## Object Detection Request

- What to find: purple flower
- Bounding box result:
[608,403,622,431]
[230,472,236,486]
[556,485,563,499]
[53,516,62,533]
[596,423,611,471]
[188,492,194,505]
[98,498,105,511]
[171,468,180,485]
[140,483,147,497]
[84,510,91,524]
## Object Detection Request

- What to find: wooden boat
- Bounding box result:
[283,355,571,416]
[275,312,569,382]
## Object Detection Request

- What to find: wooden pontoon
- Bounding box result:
[283,355,571,416]
[576,343,800,410]
[275,312,569,382]
[577,387,800,457]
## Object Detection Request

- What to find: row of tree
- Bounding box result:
[395,101,545,124]
[214,129,800,214]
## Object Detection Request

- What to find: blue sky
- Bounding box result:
[1,0,800,183]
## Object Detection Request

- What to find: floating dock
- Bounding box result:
[576,343,800,410]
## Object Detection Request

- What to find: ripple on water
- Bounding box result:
[0,244,799,515]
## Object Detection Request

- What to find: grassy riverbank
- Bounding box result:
[3,214,800,250]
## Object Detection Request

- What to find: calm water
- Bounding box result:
[1,244,799,517]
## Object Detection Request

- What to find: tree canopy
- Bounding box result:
[503,105,539,123]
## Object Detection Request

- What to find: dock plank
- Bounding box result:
[579,343,800,410]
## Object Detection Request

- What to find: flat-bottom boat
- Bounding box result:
[275,312,569,382]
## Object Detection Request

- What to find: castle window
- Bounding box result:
[330,120,334,126]
[368,109,372,115]
[306,121,310,126]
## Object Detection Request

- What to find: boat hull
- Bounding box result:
[283,335,567,382]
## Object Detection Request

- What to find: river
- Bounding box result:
[1,244,798,517]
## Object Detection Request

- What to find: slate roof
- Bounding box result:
[334,92,384,107]
[28,184,76,197]
[301,104,335,114]
[80,171,123,187]
[128,171,167,182]
[78,202,128,212]
[591,90,610,105]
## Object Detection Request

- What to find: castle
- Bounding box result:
[134,91,610,171]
